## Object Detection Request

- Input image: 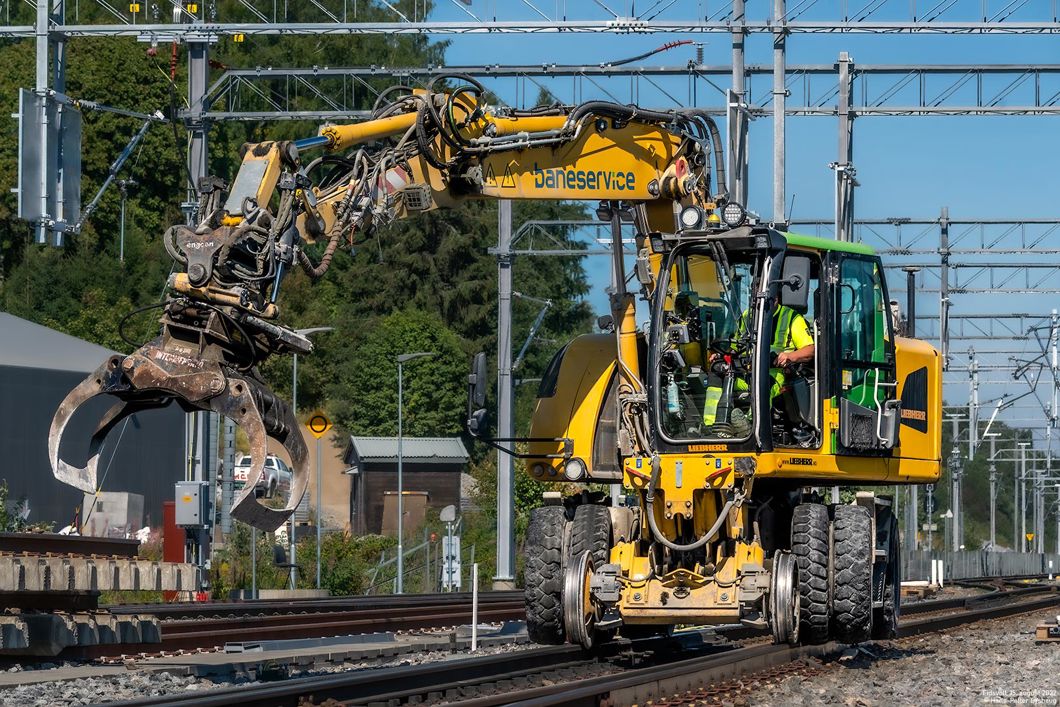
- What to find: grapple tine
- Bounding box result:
[49,367,112,493]
[49,354,177,494]
[50,357,132,492]
[222,374,308,533]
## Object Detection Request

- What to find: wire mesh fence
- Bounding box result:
[903,550,1060,582]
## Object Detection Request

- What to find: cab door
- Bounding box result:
[832,254,901,454]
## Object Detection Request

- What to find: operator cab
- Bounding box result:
[649,226,900,455]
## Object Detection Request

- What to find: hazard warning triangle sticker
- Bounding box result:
[501,163,517,189]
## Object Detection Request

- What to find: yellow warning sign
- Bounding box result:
[306,413,333,439]
[501,163,517,189]
[1026,533,1035,543]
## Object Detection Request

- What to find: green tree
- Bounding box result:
[328,309,467,437]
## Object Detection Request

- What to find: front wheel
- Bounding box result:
[563,550,598,649]
[791,503,830,645]
[525,506,567,645]
[769,551,800,645]
[872,509,901,639]
[832,504,873,643]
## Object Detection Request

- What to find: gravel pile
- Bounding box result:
[0,672,225,706]
[0,635,535,705]
[757,609,1060,706]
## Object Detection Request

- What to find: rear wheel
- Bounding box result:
[872,509,901,639]
[525,506,567,645]
[832,504,873,644]
[791,503,830,644]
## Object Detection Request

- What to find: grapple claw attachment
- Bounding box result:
[48,339,309,533]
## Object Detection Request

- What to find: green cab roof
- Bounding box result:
[781,231,876,256]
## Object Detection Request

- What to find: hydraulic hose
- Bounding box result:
[681,110,727,200]
[568,100,680,127]
[298,230,342,279]
[645,454,734,553]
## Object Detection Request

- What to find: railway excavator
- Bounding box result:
[49,76,942,647]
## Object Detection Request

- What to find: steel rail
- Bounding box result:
[109,583,1060,707]
[107,590,523,620]
[469,590,1060,706]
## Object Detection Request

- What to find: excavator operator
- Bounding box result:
[702,296,815,432]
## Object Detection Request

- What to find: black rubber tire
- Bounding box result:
[791,503,830,645]
[569,504,612,570]
[872,509,901,640]
[832,504,873,644]
[525,506,568,645]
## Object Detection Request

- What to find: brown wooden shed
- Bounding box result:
[342,436,470,536]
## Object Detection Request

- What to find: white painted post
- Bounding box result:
[471,563,479,652]
[938,560,945,589]
[930,559,937,587]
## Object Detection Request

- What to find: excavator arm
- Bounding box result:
[50,76,730,531]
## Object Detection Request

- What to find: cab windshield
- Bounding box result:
[655,245,759,442]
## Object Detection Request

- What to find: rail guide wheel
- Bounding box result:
[769,550,801,645]
[563,549,599,649]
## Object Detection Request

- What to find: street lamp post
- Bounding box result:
[1018,442,1029,552]
[941,509,954,555]
[396,351,436,594]
[289,326,333,591]
[926,485,934,551]
[988,435,997,549]
[948,447,963,551]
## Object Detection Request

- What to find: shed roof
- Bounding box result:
[344,436,470,468]
[0,312,116,374]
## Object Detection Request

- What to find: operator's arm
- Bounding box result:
[775,314,815,368]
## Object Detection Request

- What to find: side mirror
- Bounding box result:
[467,352,488,437]
[779,255,811,311]
[468,352,487,408]
[467,408,489,437]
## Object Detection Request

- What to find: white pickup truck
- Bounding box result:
[233,454,293,498]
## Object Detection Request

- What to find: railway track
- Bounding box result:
[106,590,523,621]
[69,592,525,659]
[108,580,1060,707]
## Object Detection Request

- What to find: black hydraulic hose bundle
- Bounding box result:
[682,109,728,200]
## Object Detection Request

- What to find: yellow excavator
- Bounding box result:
[50,75,941,646]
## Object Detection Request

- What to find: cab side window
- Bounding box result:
[837,256,893,406]
[839,258,889,366]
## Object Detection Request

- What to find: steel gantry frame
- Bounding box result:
[15,0,1060,577]
[7,0,1060,36]
[178,62,1060,122]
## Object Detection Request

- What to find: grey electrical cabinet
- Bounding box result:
[175,481,210,528]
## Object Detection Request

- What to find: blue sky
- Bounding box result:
[425,4,1060,449]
